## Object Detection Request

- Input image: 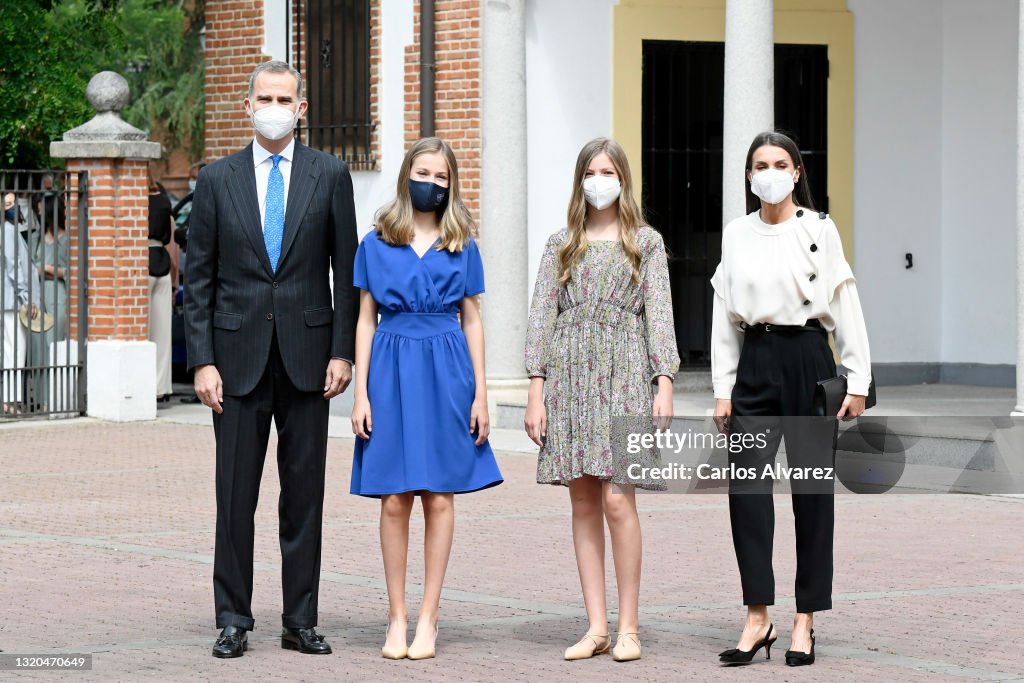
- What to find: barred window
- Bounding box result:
[297,0,374,169]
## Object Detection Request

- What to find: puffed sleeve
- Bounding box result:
[524,232,563,378]
[823,219,855,302]
[641,228,680,383]
[464,238,485,296]
[353,233,369,290]
[710,235,743,400]
[823,224,871,395]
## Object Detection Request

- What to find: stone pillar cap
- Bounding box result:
[51,71,161,159]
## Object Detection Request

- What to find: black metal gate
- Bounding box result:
[293,0,375,169]
[0,170,88,419]
[642,40,829,367]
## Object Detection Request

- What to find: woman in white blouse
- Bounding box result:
[711,131,871,667]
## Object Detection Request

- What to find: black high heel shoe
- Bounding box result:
[785,628,815,666]
[719,623,775,665]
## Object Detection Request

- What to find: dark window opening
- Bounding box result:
[295,0,375,169]
[642,40,829,367]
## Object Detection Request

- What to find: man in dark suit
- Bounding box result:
[185,60,358,658]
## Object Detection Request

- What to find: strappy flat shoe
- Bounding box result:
[564,633,611,660]
[611,632,641,662]
[785,628,816,666]
[407,622,438,660]
[381,623,408,660]
[719,622,776,665]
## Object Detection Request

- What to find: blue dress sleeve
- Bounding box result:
[464,238,485,296]
[353,234,369,290]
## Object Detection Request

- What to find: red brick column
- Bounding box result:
[63,159,150,342]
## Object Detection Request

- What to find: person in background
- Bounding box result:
[148,173,174,402]
[172,161,207,260]
[34,173,66,235]
[2,210,40,415]
[27,202,70,412]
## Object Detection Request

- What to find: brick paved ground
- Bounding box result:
[1,419,1022,681]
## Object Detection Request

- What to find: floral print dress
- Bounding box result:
[525,226,680,490]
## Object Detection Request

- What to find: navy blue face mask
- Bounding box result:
[4,207,16,223]
[408,179,449,213]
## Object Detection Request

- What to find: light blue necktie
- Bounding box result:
[264,154,284,271]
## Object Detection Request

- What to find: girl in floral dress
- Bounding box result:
[524,137,679,663]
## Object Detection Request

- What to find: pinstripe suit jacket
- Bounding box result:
[184,141,359,396]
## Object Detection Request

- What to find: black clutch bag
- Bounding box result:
[815,375,876,417]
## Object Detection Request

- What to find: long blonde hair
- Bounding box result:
[559,137,645,286]
[374,137,476,252]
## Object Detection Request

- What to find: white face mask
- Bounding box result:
[749,168,796,205]
[188,179,197,192]
[583,175,622,210]
[249,104,299,141]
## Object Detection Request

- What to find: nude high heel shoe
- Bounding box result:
[564,633,611,660]
[381,623,408,660]
[407,623,438,660]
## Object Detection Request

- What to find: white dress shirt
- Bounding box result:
[253,137,295,229]
[710,209,872,399]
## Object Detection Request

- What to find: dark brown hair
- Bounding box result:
[744,131,816,214]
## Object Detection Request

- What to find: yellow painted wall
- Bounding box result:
[612,0,855,256]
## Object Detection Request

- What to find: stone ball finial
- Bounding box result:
[86,71,131,113]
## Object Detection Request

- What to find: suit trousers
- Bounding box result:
[728,325,837,613]
[212,332,330,630]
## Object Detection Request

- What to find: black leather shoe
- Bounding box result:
[212,625,248,658]
[281,627,332,654]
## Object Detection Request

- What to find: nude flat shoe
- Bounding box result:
[564,633,611,660]
[611,632,642,662]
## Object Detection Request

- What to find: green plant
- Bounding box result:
[0,0,204,168]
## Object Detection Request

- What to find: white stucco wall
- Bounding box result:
[849,0,1017,367]
[938,0,1017,364]
[849,0,944,364]
[350,0,414,239]
[525,0,616,301]
[263,0,289,61]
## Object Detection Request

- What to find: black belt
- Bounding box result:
[741,319,824,334]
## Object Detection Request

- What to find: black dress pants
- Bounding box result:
[212,333,330,630]
[728,325,837,613]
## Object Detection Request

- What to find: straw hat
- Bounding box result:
[19,304,55,333]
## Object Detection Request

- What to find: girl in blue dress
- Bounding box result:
[350,137,503,661]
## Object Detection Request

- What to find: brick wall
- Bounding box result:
[405,0,482,217]
[206,0,382,166]
[64,159,150,341]
[203,0,267,160]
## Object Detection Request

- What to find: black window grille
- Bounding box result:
[295,0,375,169]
